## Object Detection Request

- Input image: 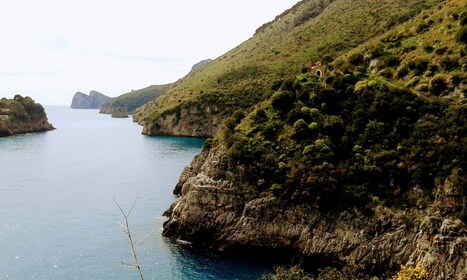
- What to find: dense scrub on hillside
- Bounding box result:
[0,95,48,123]
[214,0,467,215]
[100,84,170,115]
[220,70,466,215]
[338,0,466,99]
[0,95,54,137]
[137,0,447,137]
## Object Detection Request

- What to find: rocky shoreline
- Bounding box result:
[163,145,467,279]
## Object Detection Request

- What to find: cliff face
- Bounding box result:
[163,145,467,279]
[71,91,112,109]
[0,95,54,137]
[140,103,224,137]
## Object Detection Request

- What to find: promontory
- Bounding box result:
[70,90,112,109]
[0,95,54,137]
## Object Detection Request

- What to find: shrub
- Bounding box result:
[440,56,460,70]
[414,83,429,92]
[407,58,430,74]
[397,65,409,78]
[392,262,428,280]
[429,74,448,95]
[259,265,313,280]
[379,68,395,79]
[293,119,309,139]
[349,52,364,65]
[380,54,400,67]
[422,44,434,53]
[456,26,467,44]
[271,90,294,113]
[405,76,421,88]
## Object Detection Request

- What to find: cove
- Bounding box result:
[0,106,271,279]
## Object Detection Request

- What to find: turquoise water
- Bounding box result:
[0,107,271,279]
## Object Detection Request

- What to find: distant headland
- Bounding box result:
[70,91,112,109]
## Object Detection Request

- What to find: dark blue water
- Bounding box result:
[0,107,271,279]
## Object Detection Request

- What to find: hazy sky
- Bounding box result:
[0,0,299,105]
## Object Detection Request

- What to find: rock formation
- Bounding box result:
[111,107,129,118]
[163,145,467,279]
[70,90,112,109]
[188,59,212,75]
[0,95,54,137]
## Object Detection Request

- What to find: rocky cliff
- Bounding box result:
[0,95,54,137]
[71,90,112,109]
[163,145,467,279]
[139,102,224,137]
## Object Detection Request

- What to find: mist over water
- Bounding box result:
[0,107,270,279]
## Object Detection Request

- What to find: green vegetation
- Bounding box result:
[221,70,465,212]
[212,0,466,211]
[0,95,47,123]
[101,84,170,114]
[393,263,428,280]
[137,0,447,131]
[340,0,466,98]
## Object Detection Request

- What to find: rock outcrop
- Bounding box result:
[140,102,224,137]
[111,107,129,118]
[0,95,54,137]
[188,59,212,75]
[163,145,467,279]
[70,91,112,109]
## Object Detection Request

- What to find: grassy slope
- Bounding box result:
[137,0,444,129]
[339,0,466,96]
[100,84,171,114]
[218,0,466,213]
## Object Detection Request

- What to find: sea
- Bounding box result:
[0,106,273,280]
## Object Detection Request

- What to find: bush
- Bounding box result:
[392,262,428,280]
[456,26,467,44]
[407,58,430,74]
[293,119,309,139]
[259,265,313,280]
[429,74,448,95]
[405,76,420,88]
[271,90,294,113]
[440,56,460,70]
[379,68,395,79]
[348,52,364,65]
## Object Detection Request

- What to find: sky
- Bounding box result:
[0,0,299,105]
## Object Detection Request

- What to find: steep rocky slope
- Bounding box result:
[0,95,54,137]
[164,146,466,279]
[71,90,112,109]
[161,1,466,278]
[160,0,466,278]
[136,0,444,137]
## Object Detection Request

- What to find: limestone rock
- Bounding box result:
[163,145,467,279]
[70,91,112,109]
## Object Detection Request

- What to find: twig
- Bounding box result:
[114,197,145,280]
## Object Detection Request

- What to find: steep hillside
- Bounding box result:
[136,0,444,137]
[162,0,466,278]
[0,95,54,137]
[102,59,213,117]
[100,84,170,115]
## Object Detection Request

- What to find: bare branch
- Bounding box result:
[114,198,146,280]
